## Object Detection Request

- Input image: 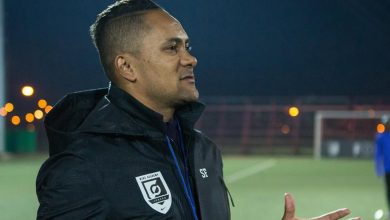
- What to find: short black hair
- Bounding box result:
[90,0,161,80]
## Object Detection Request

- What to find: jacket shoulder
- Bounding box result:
[193,129,222,153]
[193,129,217,146]
[36,152,109,219]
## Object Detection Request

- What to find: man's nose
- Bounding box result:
[180,51,197,68]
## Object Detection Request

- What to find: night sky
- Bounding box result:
[3,0,390,107]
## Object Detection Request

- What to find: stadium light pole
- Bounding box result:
[0,0,5,154]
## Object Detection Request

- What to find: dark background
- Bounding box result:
[4,0,390,107]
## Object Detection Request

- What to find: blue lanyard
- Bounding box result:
[177,125,197,209]
[165,124,198,220]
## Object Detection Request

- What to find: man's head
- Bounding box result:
[90,0,199,114]
[90,0,160,80]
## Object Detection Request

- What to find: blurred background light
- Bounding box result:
[0,107,6,116]
[21,85,34,97]
[25,113,34,123]
[4,102,13,112]
[281,124,290,134]
[37,99,47,109]
[34,109,44,120]
[11,115,20,125]
[288,106,300,117]
[44,105,53,114]
[377,123,385,133]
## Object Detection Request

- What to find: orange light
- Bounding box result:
[11,116,21,125]
[4,103,14,112]
[25,113,35,123]
[21,85,34,96]
[281,124,290,134]
[34,109,44,119]
[0,107,7,117]
[45,105,53,114]
[288,106,300,117]
[38,99,47,109]
[377,123,386,133]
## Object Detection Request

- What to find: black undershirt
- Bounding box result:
[164,118,201,218]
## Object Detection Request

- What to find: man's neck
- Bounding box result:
[117,83,175,122]
[160,108,175,122]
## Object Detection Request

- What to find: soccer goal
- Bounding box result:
[313,110,390,159]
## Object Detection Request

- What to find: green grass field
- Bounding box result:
[0,154,385,219]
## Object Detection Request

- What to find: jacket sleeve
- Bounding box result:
[36,153,109,220]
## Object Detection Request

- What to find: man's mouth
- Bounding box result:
[180,74,195,83]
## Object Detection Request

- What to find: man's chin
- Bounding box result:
[189,89,200,102]
[176,89,199,105]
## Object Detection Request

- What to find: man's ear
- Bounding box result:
[115,54,137,82]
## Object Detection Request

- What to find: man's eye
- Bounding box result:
[167,45,177,51]
[186,46,192,52]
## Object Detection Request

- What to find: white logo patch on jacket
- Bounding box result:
[135,171,172,214]
[199,168,208,178]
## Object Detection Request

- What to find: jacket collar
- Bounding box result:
[79,83,205,137]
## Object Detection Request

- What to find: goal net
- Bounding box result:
[314,110,390,159]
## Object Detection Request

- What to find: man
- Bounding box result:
[375,118,390,218]
[36,0,358,219]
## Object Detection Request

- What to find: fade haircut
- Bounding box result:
[90,0,161,81]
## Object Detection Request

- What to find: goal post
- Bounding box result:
[314,110,390,159]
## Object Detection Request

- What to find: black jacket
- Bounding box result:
[36,84,231,220]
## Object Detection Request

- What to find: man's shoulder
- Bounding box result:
[44,134,117,165]
[36,135,116,188]
[192,129,222,153]
[193,129,215,144]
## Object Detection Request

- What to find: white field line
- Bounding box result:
[225,159,277,184]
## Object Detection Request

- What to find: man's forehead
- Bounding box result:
[165,37,189,44]
[144,10,188,38]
